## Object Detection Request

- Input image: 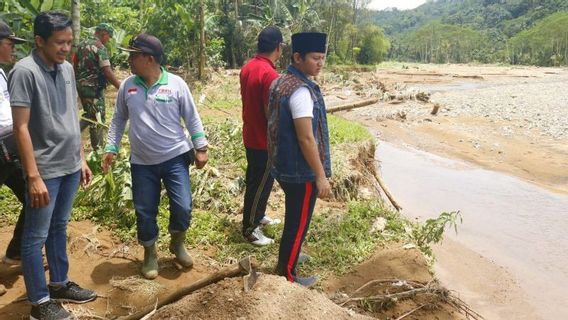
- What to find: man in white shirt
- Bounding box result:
[267,32,332,287]
[0,21,27,296]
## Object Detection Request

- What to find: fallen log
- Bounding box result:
[117,257,255,320]
[452,75,483,80]
[327,98,379,113]
[371,168,402,212]
[431,103,441,115]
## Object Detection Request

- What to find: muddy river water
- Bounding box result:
[375,140,568,320]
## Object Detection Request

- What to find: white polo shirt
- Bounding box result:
[106,68,207,165]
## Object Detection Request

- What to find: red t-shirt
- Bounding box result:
[240,55,279,150]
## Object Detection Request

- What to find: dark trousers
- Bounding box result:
[0,156,26,259]
[276,181,317,282]
[242,148,274,236]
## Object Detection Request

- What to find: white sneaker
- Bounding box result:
[260,215,281,226]
[247,227,275,246]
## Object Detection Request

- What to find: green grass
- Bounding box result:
[304,200,404,275]
[328,114,374,145]
[158,199,405,278]
[0,186,21,225]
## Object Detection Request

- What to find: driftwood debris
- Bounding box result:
[355,144,403,212]
[415,92,430,102]
[371,168,403,212]
[337,279,485,320]
[328,98,379,113]
[452,74,484,80]
[118,257,256,320]
[431,103,441,115]
[386,71,443,77]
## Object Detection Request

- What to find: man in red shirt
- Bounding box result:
[240,26,283,246]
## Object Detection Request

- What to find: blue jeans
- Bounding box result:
[131,153,192,247]
[21,170,81,305]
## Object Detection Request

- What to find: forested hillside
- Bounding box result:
[2,0,566,69]
[0,0,391,72]
[369,0,568,66]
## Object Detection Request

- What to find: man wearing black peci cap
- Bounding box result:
[267,32,332,287]
[103,33,208,279]
[0,20,27,296]
[240,26,284,247]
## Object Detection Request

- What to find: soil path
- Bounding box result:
[0,221,214,319]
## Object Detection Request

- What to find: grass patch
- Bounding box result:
[303,200,404,275]
[0,186,21,225]
[197,73,241,111]
[328,114,374,145]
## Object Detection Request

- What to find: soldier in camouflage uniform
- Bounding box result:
[73,23,120,150]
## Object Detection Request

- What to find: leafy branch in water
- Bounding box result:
[406,211,462,260]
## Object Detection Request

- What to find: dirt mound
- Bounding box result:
[151,274,373,320]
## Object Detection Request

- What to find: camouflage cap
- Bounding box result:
[96,23,114,37]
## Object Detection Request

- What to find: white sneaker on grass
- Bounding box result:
[247,227,275,246]
[260,215,281,226]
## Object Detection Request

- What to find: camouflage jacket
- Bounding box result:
[73,36,111,89]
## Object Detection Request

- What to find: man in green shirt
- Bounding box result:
[72,23,120,150]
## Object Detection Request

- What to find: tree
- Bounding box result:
[71,0,80,46]
[198,0,205,79]
[357,24,389,64]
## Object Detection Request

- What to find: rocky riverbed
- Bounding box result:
[328,64,568,194]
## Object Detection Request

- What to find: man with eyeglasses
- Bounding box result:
[0,20,27,296]
[102,34,208,279]
[72,23,121,150]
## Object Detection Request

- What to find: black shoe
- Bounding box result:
[30,300,75,320]
[294,275,317,287]
[49,281,97,304]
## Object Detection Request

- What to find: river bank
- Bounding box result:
[329,63,567,195]
[329,63,568,319]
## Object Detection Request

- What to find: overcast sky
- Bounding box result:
[367,0,427,11]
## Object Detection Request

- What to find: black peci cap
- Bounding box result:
[0,21,27,44]
[120,33,164,61]
[291,32,327,55]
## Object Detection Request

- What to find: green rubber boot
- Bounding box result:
[141,243,158,279]
[169,232,193,268]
